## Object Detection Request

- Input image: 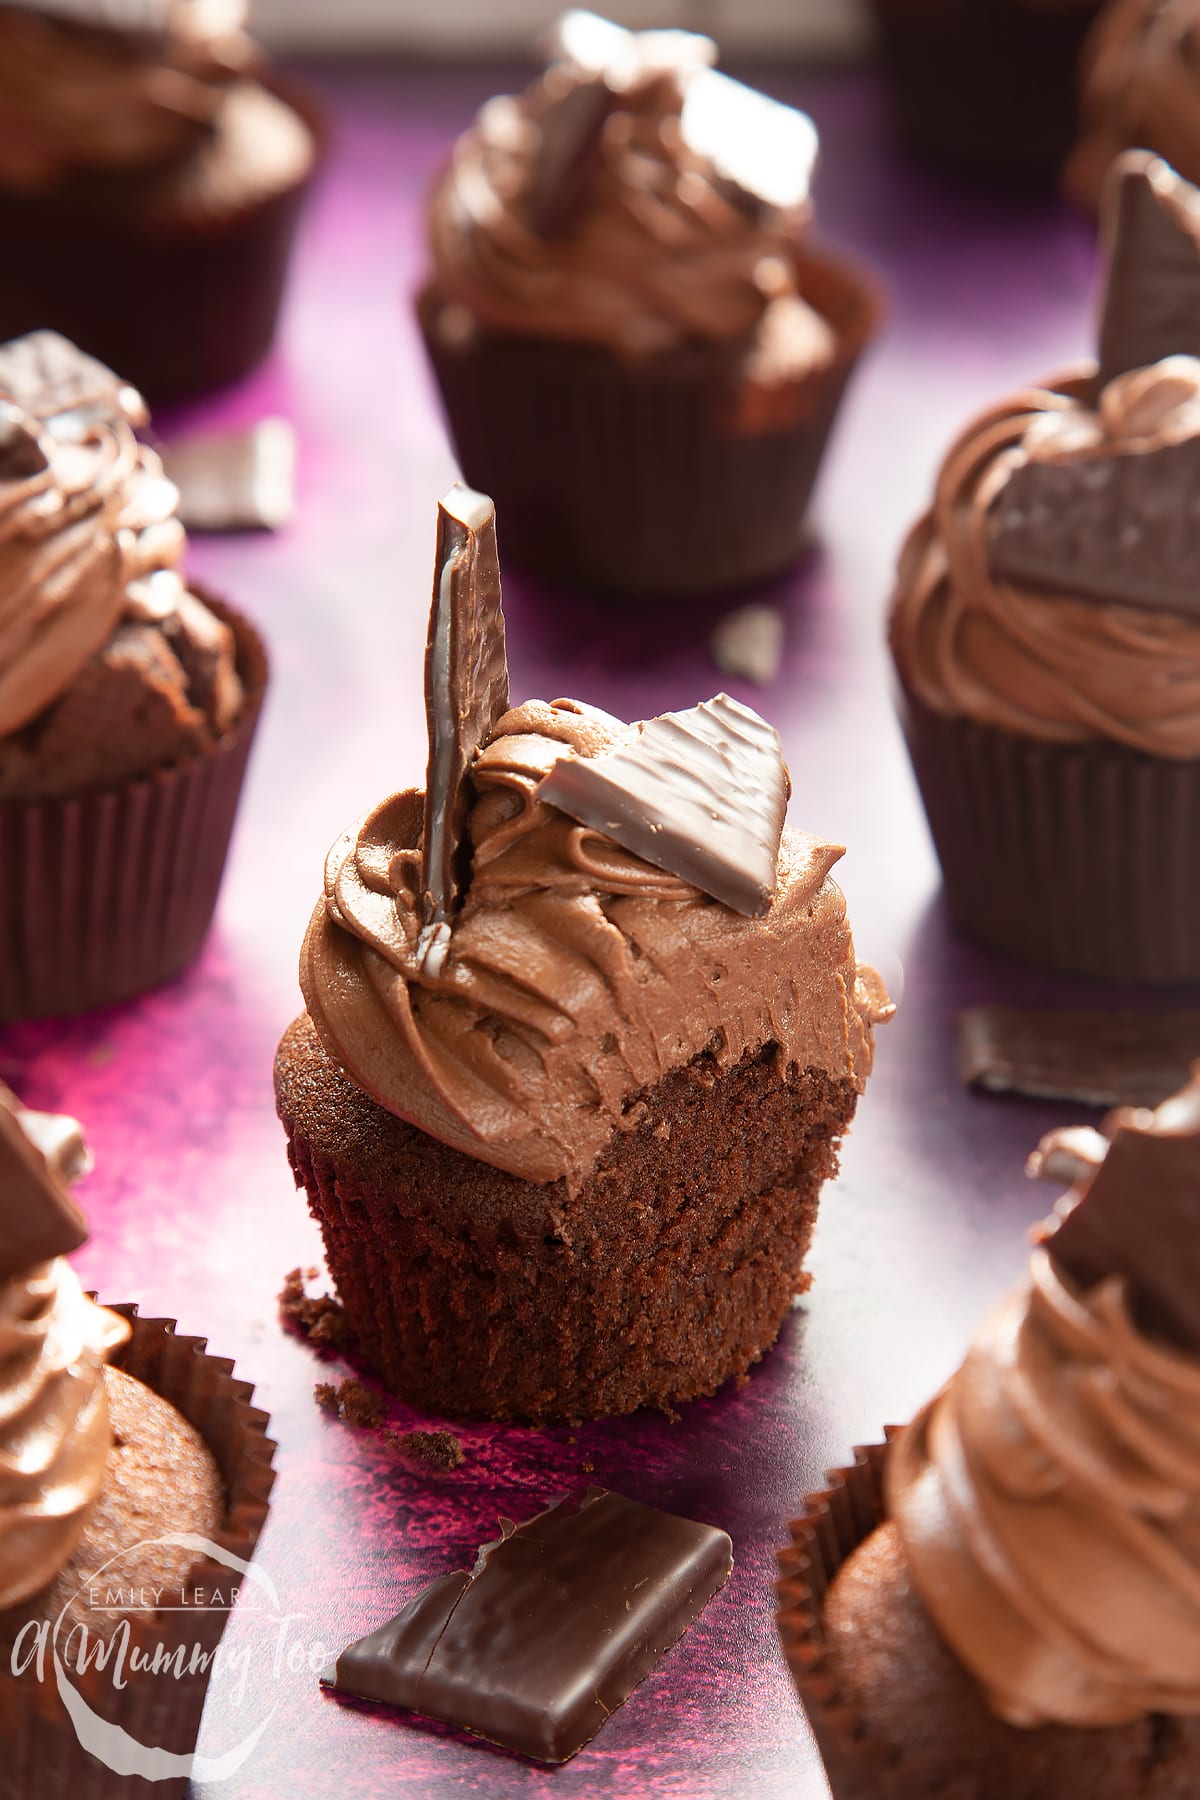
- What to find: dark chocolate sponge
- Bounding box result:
[821,1521,1199,1799]
[275,1012,860,1423]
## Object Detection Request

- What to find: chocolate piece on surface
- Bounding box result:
[536,693,788,917]
[0,328,144,427]
[984,431,1200,618]
[324,1488,732,1763]
[161,418,296,532]
[958,1006,1200,1108]
[527,77,613,237]
[1042,1073,1200,1354]
[0,1087,89,1278]
[419,484,508,969]
[710,602,784,687]
[680,69,818,213]
[1097,152,1200,392]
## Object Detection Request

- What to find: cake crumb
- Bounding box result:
[314,1382,340,1414]
[389,1429,466,1472]
[314,1378,383,1427]
[279,1267,354,1351]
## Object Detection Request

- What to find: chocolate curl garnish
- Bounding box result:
[0,329,145,428]
[321,1489,732,1765]
[0,1085,89,1281]
[1097,152,1200,393]
[536,693,789,917]
[419,484,508,973]
[1038,1068,1200,1354]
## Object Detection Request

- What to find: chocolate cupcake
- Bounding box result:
[0,1084,274,1799]
[418,11,880,598]
[0,0,320,398]
[778,1075,1200,1799]
[275,485,892,1422]
[1067,0,1200,212]
[0,330,267,1019]
[890,150,1200,983]
[868,0,1103,187]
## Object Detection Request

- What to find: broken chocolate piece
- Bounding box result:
[0,329,144,427]
[1041,1072,1200,1354]
[536,693,788,916]
[680,68,818,214]
[0,1086,89,1280]
[323,1488,731,1763]
[527,76,613,237]
[958,1007,1200,1108]
[161,418,296,533]
[710,602,784,687]
[419,485,508,971]
[985,431,1200,618]
[1097,152,1200,392]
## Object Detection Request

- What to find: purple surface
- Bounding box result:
[0,59,1157,1800]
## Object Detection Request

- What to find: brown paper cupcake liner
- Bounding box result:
[0,1304,275,1800]
[867,0,1102,187]
[897,679,1200,984]
[0,592,267,1022]
[418,243,880,598]
[776,1437,895,1800]
[0,74,325,400]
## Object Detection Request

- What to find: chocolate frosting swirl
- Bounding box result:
[0,360,186,738]
[427,55,818,355]
[0,1258,129,1610]
[888,1249,1200,1728]
[889,357,1200,757]
[301,698,887,1190]
[0,0,250,192]
[1069,0,1200,208]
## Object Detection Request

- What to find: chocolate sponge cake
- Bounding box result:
[275,486,890,1422]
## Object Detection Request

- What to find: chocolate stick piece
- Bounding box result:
[323,1488,732,1764]
[958,1007,1200,1109]
[1039,1073,1200,1355]
[0,1086,89,1280]
[419,484,508,972]
[527,77,613,238]
[1097,152,1200,393]
[536,693,789,917]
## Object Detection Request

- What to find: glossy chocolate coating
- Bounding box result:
[325,1488,733,1763]
[536,692,788,916]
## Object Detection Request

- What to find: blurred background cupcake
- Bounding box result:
[1066,0,1200,211]
[868,0,1103,188]
[0,330,268,1019]
[418,9,881,598]
[889,150,1200,983]
[0,0,322,397]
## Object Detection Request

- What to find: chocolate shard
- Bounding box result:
[1040,1071,1200,1354]
[419,484,508,970]
[0,403,48,482]
[536,693,788,917]
[323,1488,732,1764]
[985,431,1200,618]
[547,11,715,85]
[0,1086,89,1281]
[1097,152,1200,392]
[679,69,818,213]
[527,76,614,237]
[0,329,145,428]
[957,1007,1200,1109]
[161,418,296,533]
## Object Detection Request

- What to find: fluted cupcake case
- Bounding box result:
[0,593,267,1021]
[419,244,880,599]
[0,1305,275,1800]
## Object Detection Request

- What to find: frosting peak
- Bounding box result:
[888,1249,1200,1728]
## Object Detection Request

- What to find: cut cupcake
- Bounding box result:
[0,1082,274,1799]
[778,1069,1200,1800]
[0,330,267,1018]
[890,149,1200,982]
[418,11,880,597]
[0,0,321,397]
[276,484,891,1423]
